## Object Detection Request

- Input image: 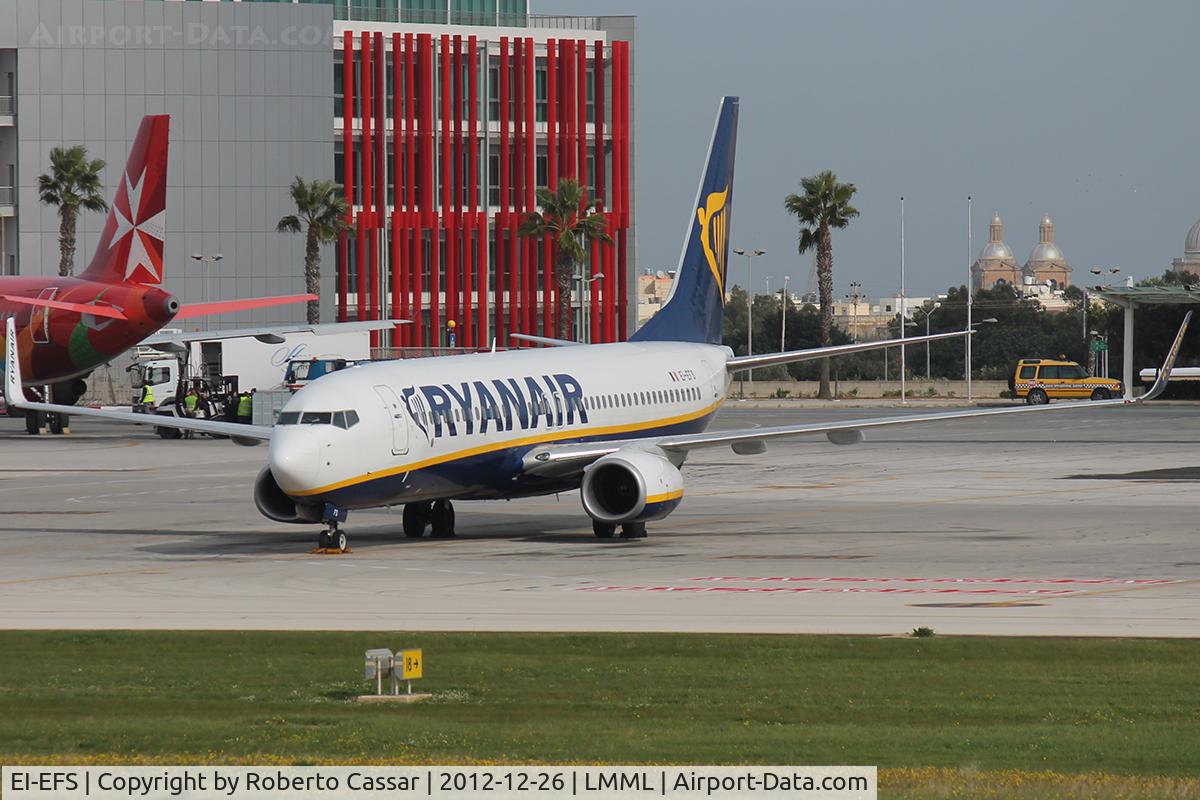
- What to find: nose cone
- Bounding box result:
[269,428,321,493]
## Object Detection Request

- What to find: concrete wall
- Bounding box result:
[1,0,335,326]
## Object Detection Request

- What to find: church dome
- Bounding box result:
[1027,215,1065,263]
[1185,217,1200,258]
[980,241,1014,260]
[978,213,1015,261]
[1027,242,1065,262]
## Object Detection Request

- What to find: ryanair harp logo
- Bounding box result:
[697,186,730,293]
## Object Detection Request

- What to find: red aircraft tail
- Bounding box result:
[79,115,170,287]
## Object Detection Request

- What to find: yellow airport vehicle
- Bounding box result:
[1010,359,1122,404]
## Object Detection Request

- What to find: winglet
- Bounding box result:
[4,317,27,405]
[1138,310,1191,403]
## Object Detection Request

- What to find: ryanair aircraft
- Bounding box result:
[6,97,1188,552]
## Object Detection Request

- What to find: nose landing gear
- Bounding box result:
[313,504,350,553]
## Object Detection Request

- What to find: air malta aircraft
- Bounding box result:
[7,98,1189,552]
[0,114,390,419]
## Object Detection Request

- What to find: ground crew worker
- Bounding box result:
[237,390,253,425]
[182,389,199,439]
[138,382,155,414]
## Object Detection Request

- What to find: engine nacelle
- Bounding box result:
[253,466,322,524]
[580,450,684,524]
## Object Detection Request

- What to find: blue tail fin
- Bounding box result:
[631,96,738,345]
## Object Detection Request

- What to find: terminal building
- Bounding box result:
[0,0,636,348]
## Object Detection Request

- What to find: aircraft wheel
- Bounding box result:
[333,530,349,552]
[1091,388,1110,401]
[1027,388,1049,405]
[592,520,617,539]
[619,522,647,539]
[430,500,456,538]
[24,411,44,435]
[317,530,332,549]
[403,502,430,538]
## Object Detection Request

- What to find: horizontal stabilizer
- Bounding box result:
[174,293,318,320]
[0,294,128,320]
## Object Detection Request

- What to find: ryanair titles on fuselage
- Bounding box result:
[401,373,588,440]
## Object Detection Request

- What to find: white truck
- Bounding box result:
[131,330,372,431]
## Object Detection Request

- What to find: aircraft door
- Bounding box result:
[32,288,57,344]
[373,385,409,455]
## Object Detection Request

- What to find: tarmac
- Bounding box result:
[1,401,1197,637]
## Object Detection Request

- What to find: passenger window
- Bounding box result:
[1039,366,1060,380]
[1062,365,1086,380]
[1019,366,1035,379]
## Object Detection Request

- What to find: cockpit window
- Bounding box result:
[278,410,359,428]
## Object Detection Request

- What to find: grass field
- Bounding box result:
[1,631,1198,797]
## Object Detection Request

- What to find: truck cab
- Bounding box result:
[1010,359,1122,404]
[285,357,355,391]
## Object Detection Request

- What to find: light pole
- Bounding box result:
[966,195,973,401]
[733,247,765,383]
[912,296,945,380]
[574,268,605,343]
[899,196,907,404]
[847,281,863,343]
[191,253,224,330]
[780,275,790,352]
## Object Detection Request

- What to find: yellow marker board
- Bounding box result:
[400,649,423,680]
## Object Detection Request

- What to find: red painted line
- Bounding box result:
[578,586,1080,596]
[686,576,1182,585]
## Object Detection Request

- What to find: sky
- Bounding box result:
[546,0,1200,301]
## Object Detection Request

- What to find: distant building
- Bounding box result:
[637,270,675,327]
[971,214,1021,292]
[971,213,1072,293]
[1023,216,1071,290]
[1171,217,1200,275]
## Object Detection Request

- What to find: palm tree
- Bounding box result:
[784,171,859,399]
[277,177,351,324]
[38,145,108,277]
[519,178,612,339]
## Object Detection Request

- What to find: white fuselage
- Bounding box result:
[268,341,733,511]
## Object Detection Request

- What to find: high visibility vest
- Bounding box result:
[238,394,253,417]
[184,394,198,411]
[142,385,155,404]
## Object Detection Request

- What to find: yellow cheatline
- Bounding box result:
[291,399,724,497]
[645,489,684,504]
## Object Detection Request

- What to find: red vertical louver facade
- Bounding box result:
[335,30,633,351]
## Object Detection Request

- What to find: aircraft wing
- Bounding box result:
[523,312,1189,478]
[5,318,272,444]
[726,329,970,372]
[141,319,406,349]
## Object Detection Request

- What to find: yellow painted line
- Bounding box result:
[646,489,684,503]
[293,399,724,497]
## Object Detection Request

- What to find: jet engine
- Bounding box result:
[253,466,322,524]
[580,450,684,524]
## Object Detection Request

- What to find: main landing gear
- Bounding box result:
[402,500,456,538]
[593,520,647,540]
[315,504,349,553]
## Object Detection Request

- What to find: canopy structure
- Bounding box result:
[1087,285,1200,399]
